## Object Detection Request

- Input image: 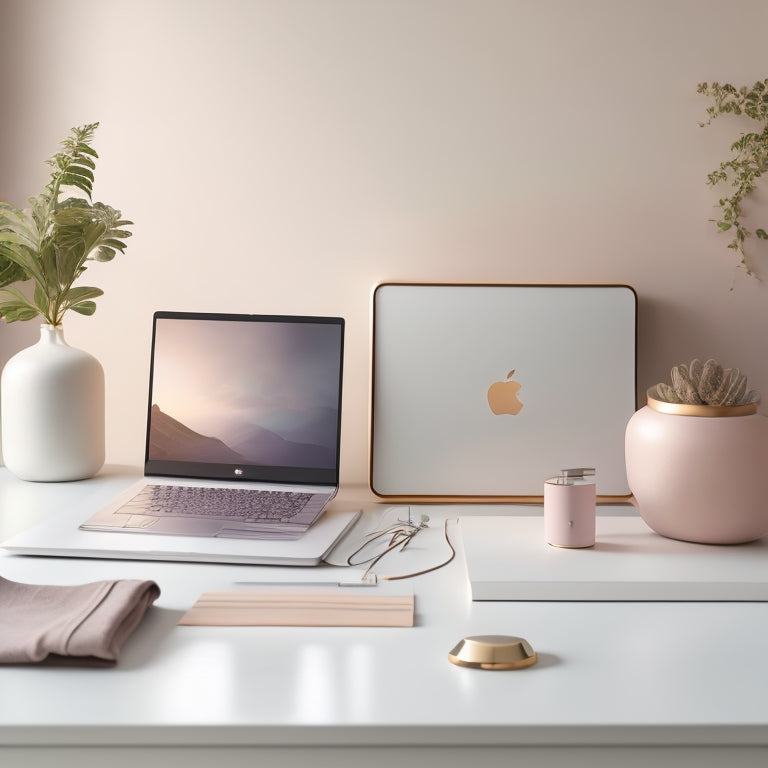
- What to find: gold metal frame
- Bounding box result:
[368,281,637,504]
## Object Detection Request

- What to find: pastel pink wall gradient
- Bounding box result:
[2,1,768,498]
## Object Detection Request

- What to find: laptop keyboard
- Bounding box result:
[125,484,314,523]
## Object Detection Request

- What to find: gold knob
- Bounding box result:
[448,635,538,670]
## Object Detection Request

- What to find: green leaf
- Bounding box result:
[0,287,39,322]
[75,155,96,171]
[716,221,732,231]
[68,164,94,182]
[70,300,97,316]
[93,246,116,262]
[0,257,26,288]
[59,173,93,197]
[31,278,47,303]
[53,203,94,223]
[756,228,768,239]
[63,285,104,303]
[99,236,128,248]
[75,142,98,158]
[0,303,40,322]
[0,239,44,282]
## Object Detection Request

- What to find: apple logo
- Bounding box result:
[487,369,523,415]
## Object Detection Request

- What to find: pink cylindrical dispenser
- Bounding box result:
[544,468,596,548]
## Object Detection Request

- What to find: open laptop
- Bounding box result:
[2,311,360,565]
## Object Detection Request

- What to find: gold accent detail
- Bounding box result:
[647,391,759,417]
[448,635,538,670]
[367,494,632,504]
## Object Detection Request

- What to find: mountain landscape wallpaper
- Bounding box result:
[147,317,342,469]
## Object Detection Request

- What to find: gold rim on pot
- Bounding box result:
[647,388,759,417]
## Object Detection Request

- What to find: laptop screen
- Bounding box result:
[144,312,344,485]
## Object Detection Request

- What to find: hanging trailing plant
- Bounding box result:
[0,123,132,326]
[698,79,768,274]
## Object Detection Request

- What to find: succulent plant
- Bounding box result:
[650,358,759,407]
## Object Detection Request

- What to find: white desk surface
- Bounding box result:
[2,467,768,768]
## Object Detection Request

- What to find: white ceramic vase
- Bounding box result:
[625,394,768,544]
[1,324,104,481]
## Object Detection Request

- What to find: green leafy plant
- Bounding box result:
[698,80,768,273]
[0,123,132,326]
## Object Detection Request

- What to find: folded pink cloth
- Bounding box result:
[0,576,160,664]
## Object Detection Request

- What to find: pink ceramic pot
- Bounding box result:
[625,395,768,544]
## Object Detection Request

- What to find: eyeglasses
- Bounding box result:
[346,512,455,581]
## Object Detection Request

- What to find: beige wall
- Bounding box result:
[2,0,768,489]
